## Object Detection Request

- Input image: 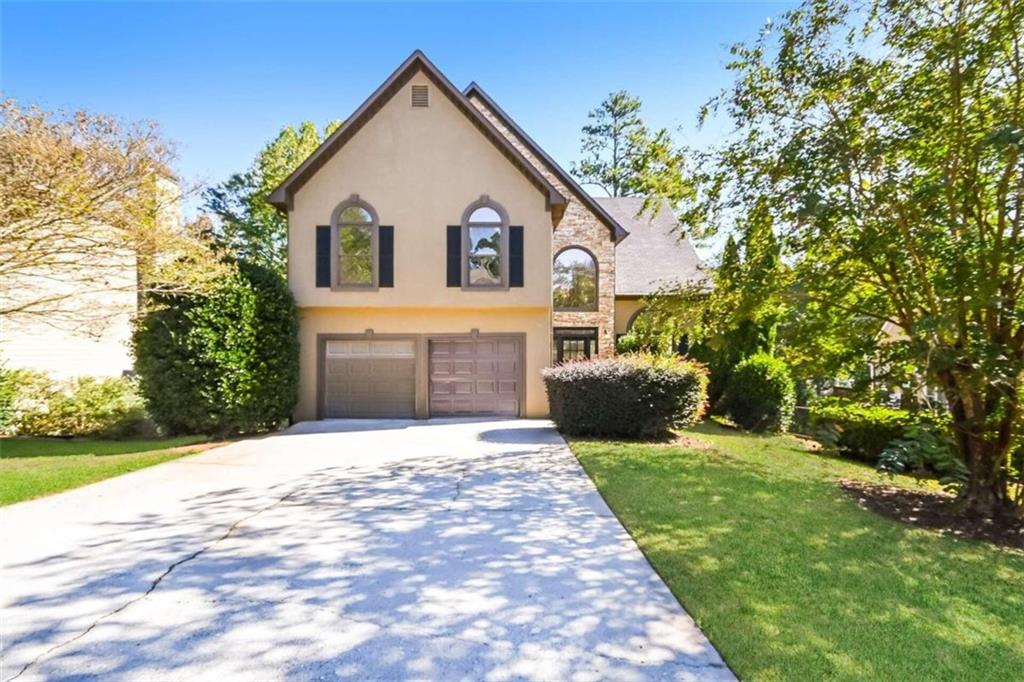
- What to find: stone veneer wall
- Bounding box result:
[469,95,617,358]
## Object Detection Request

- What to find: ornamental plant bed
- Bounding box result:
[840,479,1024,550]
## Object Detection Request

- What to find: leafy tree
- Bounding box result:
[573,91,644,197]
[719,235,741,289]
[572,92,693,207]
[204,120,340,274]
[619,200,792,411]
[617,285,706,357]
[133,261,299,436]
[673,206,790,405]
[628,126,696,210]
[0,100,224,332]
[695,0,1024,515]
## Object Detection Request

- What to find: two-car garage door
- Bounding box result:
[321,336,521,418]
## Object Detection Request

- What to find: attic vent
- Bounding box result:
[411,84,429,108]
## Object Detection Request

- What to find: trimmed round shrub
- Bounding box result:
[809,402,916,462]
[133,261,298,437]
[542,353,708,438]
[720,353,795,432]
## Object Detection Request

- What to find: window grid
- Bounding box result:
[553,328,598,364]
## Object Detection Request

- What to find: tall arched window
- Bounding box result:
[553,247,598,311]
[462,197,508,287]
[332,195,378,287]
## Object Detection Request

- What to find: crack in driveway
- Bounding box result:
[3,421,733,680]
[3,488,300,682]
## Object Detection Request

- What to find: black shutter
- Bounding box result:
[509,225,524,287]
[446,225,461,287]
[378,225,394,287]
[315,225,331,288]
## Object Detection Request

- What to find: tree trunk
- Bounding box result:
[960,438,1011,515]
[949,388,1016,517]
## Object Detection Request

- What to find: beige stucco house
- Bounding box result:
[269,51,705,421]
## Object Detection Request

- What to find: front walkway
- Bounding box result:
[1,419,731,680]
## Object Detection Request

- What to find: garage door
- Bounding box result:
[429,337,520,416]
[323,339,416,418]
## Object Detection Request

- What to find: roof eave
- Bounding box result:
[268,186,288,211]
[462,82,628,243]
[267,51,566,217]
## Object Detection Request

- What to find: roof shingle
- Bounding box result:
[598,197,710,296]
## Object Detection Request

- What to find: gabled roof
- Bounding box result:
[268,51,567,214]
[598,197,710,296]
[463,82,629,244]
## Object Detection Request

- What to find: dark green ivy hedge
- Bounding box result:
[133,261,298,437]
[543,354,708,438]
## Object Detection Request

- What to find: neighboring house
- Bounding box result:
[1,277,137,380]
[867,321,947,409]
[0,176,181,379]
[268,51,704,421]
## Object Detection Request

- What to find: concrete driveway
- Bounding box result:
[1,419,731,681]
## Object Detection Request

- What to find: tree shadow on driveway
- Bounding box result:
[2,433,732,681]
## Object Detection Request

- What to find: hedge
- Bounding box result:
[542,354,708,438]
[719,353,796,432]
[133,261,298,437]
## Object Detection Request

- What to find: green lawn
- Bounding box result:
[0,435,208,505]
[571,423,1024,681]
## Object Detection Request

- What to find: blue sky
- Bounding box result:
[2,1,795,222]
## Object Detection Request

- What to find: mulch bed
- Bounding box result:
[840,479,1024,550]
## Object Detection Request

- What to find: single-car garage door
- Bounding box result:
[322,339,416,418]
[429,337,521,416]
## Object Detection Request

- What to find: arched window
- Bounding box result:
[332,195,378,287]
[462,197,508,287]
[553,247,598,311]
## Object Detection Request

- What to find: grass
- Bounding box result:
[571,422,1024,681]
[0,435,208,505]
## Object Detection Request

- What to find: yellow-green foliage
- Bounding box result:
[3,371,148,438]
